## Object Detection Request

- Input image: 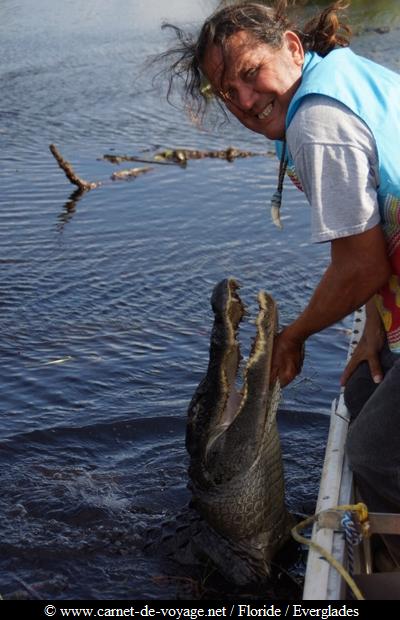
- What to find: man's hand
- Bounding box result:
[271,327,305,388]
[340,298,386,386]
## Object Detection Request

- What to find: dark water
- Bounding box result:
[0,0,399,600]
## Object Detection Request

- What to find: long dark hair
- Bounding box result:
[157,1,351,121]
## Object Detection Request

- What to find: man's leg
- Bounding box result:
[346,350,400,513]
[345,351,400,567]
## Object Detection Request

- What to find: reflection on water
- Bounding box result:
[0,0,399,600]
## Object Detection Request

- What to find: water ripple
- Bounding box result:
[0,0,397,599]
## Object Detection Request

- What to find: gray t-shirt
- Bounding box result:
[286,95,381,242]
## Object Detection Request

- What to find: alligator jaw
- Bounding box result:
[186,277,279,481]
[204,284,279,479]
[185,278,244,461]
[206,278,246,453]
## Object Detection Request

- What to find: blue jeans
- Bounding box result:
[345,342,400,514]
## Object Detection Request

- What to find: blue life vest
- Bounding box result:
[277,48,400,352]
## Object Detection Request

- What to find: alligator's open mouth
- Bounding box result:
[186,278,279,480]
[205,278,278,453]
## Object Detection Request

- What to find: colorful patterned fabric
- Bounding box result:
[375,194,400,352]
[286,165,304,193]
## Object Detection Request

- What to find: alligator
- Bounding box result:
[180,278,293,584]
[102,147,269,167]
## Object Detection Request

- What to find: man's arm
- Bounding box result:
[271,224,391,387]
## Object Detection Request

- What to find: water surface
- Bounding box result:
[0,0,398,600]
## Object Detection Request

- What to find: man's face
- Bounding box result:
[202,30,304,140]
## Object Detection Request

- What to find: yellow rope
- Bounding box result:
[292,503,369,601]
